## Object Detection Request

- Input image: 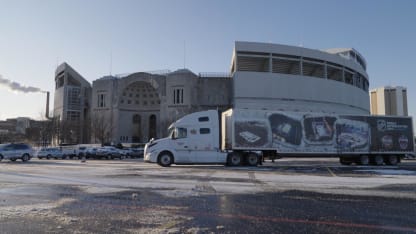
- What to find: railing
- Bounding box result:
[198,72,231,78]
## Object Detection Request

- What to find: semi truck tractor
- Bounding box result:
[144,109,414,167]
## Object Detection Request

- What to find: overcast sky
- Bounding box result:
[0,0,415,122]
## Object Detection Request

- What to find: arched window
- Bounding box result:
[133,114,141,124]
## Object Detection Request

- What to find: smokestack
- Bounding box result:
[45,91,50,119]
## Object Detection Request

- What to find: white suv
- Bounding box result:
[0,143,34,162]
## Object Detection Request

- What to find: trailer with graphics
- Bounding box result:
[144,109,414,166]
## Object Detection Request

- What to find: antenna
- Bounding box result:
[110,51,113,76]
[183,40,186,69]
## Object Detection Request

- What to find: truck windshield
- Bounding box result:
[169,127,187,139]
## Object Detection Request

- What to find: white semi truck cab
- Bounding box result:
[144,110,240,167]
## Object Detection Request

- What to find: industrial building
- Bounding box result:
[370,86,408,116]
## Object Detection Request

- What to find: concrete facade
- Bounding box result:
[231,42,370,115]
[91,70,232,144]
[370,86,408,116]
[54,63,92,144]
[53,41,372,144]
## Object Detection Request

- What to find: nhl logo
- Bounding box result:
[377,120,386,131]
[398,135,409,149]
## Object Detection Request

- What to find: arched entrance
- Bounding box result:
[132,114,141,143]
[119,80,161,143]
[149,114,157,140]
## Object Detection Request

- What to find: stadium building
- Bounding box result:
[53,41,371,144]
[231,41,370,114]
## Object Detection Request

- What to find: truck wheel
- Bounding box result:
[358,155,369,165]
[373,155,384,166]
[246,153,258,166]
[21,154,30,162]
[386,155,399,165]
[158,152,173,167]
[107,155,112,160]
[227,152,242,166]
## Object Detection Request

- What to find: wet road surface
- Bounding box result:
[1,158,415,233]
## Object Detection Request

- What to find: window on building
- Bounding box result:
[98,93,106,107]
[344,70,354,85]
[66,111,80,121]
[200,128,210,134]
[198,117,209,122]
[133,114,141,124]
[173,88,184,104]
[327,63,343,82]
[67,88,81,110]
[302,59,325,78]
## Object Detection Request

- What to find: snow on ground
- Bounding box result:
[355,169,416,175]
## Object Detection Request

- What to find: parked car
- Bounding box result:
[96,146,123,160]
[37,147,64,159]
[0,143,34,162]
[117,148,129,158]
[86,147,98,159]
[130,147,144,158]
[61,145,88,159]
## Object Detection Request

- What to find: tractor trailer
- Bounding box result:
[144,109,414,167]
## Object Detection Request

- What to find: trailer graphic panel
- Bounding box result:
[231,110,413,154]
[368,116,414,152]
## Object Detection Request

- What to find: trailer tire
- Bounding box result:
[246,152,258,167]
[373,155,384,166]
[227,152,242,166]
[385,155,398,166]
[358,155,369,165]
[158,152,173,167]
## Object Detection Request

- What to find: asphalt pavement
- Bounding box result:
[0,158,415,233]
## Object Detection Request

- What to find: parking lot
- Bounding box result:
[1,158,415,233]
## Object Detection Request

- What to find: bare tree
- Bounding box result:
[90,113,111,145]
[58,119,81,145]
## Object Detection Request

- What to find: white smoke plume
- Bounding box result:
[0,74,45,93]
